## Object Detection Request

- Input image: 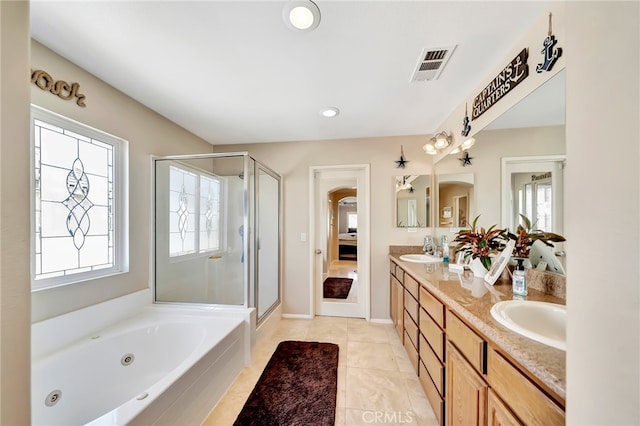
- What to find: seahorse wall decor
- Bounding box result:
[31,69,86,107]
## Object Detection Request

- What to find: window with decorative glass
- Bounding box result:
[168,164,222,258]
[31,106,128,290]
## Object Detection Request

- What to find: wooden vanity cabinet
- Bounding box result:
[389,260,565,426]
[445,310,564,426]
[486,348,564,426]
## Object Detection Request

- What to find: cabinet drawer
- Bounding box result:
[446,310,486,373]
[419,361,444,426]
[487,348,564,426]
[420,333,445,396]
[404,309,419,350]
[404,289,419,323]
[487,389,523,426]
[390,261,397,278]
[420,286,444,327]
[404,331,419,373]
[420,306,445,361]
[404,274,419,300]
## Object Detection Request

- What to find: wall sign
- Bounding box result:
[472,48,529,121]
[31,69,86,107]
[531,172,551,181]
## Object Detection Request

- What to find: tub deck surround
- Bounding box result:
[389,252,566,403]
[32,291,254,426]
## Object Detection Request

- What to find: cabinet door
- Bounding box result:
[487,389,523,426]
[446,342,487,426]
[390,276,404,339]
[390,275,397,330]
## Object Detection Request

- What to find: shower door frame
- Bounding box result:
[253,161,283,324]
[151,152,282,321]
[152,152,250,311]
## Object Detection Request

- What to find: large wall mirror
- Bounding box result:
[395,175,431,228]
[434,69,566,266]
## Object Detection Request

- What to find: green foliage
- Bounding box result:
[453,215,507,270]
[504,214,566,258]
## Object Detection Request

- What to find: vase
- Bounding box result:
[469,257,488,278]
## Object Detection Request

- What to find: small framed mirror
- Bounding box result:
[395,175,431,228]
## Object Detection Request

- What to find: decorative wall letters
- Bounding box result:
[31,69,86,107]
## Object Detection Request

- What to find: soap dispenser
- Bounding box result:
[512,258,528,296]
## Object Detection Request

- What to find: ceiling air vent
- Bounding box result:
[410,45,457,82]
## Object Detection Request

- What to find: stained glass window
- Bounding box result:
[199,175,221,252]
[32,106,128,289]
[169,165,222,257]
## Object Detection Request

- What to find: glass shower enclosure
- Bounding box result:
[153,152,281,323]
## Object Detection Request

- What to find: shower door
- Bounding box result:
[153,152,282,323]
[154,154,247,306]
[256,165,281,319]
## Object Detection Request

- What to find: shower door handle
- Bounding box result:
[315,249,322,254]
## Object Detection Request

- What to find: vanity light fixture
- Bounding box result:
[283,0,321,32]
[450,137,476,154]
[320,107,340,118]
[422,131,452,155]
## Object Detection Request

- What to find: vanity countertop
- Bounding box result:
[389,253,566,403]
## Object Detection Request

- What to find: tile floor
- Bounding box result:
[202,316,439,426]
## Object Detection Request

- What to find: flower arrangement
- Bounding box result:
[453,216,506,270]
[504,214,566,258]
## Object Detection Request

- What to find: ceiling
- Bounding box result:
[30,1,552,145]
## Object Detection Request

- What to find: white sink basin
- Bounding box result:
[399,254,442,263]
[490,300,566,351]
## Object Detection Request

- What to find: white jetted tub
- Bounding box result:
[32,296,250,426]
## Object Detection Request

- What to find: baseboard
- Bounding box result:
[282,313,314,320]
[369,318,393,324]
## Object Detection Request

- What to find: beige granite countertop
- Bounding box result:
[389,252,566,404]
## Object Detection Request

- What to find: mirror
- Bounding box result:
[437,173,474,227]
[435,71,565,226]
[395,175,431,227]
[435,70,566,267]
[501,155,565,234]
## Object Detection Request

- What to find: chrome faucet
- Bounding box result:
[422,235,436,255]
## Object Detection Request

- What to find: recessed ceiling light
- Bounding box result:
[283,0,321,32]
[320,107,339,118]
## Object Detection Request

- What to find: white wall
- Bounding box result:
[0,2,31,424]
[30,41,214,322]
[565,2,639,424]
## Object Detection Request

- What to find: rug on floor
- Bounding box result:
[233,340,339,426]
[322,277,353,299]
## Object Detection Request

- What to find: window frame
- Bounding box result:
[30,105,129,291]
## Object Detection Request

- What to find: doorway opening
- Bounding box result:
[324,192,358,302]
[309,165,370,320]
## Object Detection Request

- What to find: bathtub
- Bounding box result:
[32,295,252,426]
